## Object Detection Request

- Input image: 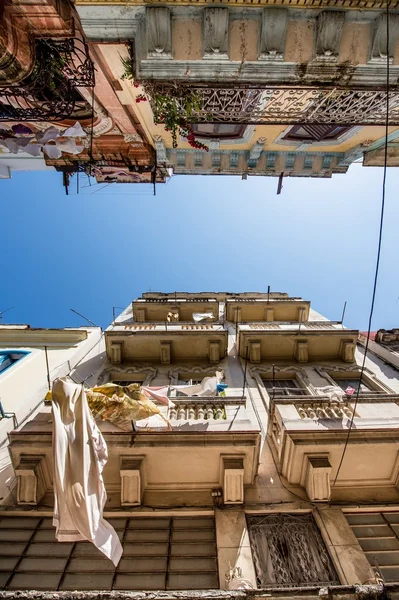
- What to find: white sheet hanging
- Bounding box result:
[173,371,224,397]
[192,312,215,322]
[52,378,123,566]
[62,122,87,137]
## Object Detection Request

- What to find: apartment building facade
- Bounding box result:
[1,291,399,596]
[74,0,399,179]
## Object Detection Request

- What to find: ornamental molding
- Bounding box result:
[97,365,158,385]
[168,365,224,385]
[137,60,399,89]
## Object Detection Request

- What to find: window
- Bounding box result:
[0,351,29,375]
[283,125,351,143]
[192,123,246,140]
[262,378,306,397]
[247,514,338,587]
[0,515,218,590]
[333,378,374,394]
[346,512,399,582]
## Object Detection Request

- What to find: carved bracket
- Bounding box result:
[204,8,229,59]
[147,7,172,59]
[259,8,288,61]
[315,11,345,61]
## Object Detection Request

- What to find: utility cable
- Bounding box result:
[332,4,390,488]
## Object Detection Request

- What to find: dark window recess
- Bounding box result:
[262,378,306,396]
[346,512,399,582]
[192,123,246,140]
[333,378,373,394]
[284,125,351,143]
[0,516,218,591]
[247,514,338,587]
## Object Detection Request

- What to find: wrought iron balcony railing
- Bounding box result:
[147,83,399,126]
[0,33,94,122]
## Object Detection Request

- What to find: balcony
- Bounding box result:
[226,298,310,323]
[145,83,399,127]
[133,298,219,323]
[7,395,260,508]
[269,394,399,501]
[105,323,228,364]
[0,32,94,122]
[237,323,358,363]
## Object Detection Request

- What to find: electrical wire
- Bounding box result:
[332,4,390,488]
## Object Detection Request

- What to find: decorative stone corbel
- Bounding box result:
[154,136,168,163]
[15,455,47,505]
[204,8,229,58]
[248,341,261,364]
[295,341,309,363]
[147,7,172,58]
[120,457,146,506]
[135,308,145,323]
[340,340,356,363]
[315,11,345,61]
[248,138,266,168]
[110,342,123,364]
[223,457,245,504]
[259,8,288,61]
[160,341,171,364]
[265,307,274,321]
[369,14,399,63]
[305,456,332,502]
[209,341,221,364]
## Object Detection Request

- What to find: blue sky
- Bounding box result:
[1,164,398,331]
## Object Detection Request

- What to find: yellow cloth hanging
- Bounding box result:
[86,383,165,431]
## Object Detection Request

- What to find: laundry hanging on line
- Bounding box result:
[86,382,170,431]
[192,312,215,322]
[52,378,123,566]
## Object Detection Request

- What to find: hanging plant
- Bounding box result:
[120,52,208,151]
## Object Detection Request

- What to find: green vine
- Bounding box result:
[120,52,208,151]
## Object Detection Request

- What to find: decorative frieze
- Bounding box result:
[259,8,288,61]
[305,456,332,502]
[15,455,47,505]
[120,457,146,506]
[315,11,345,61]
[147,7,172,58]
[370,14,399,63]
[203,8,229,58]
[223,456,245,504]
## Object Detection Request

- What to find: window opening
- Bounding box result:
[262,378,306,396]
[247,514,338,587]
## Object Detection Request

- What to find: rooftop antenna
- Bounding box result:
[341,301,347,326]
[0,307,15,322]
[277,173,284,195]
[70,308,98,328]
[267,285,270,303]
